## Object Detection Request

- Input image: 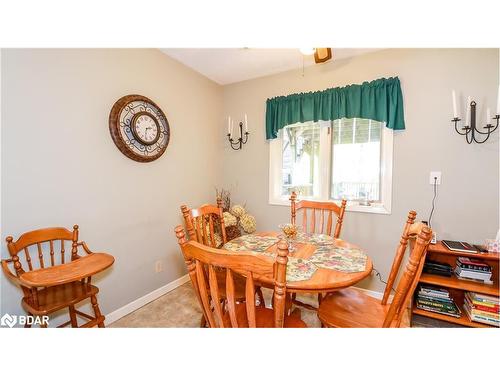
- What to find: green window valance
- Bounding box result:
[265,77,405,140]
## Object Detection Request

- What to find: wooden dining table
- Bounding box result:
[224,231,373,294]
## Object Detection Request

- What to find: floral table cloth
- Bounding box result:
[223,233,367,282]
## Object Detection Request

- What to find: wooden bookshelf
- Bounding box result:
[412,241,500,328]
[419,273,498,296]
[412,306,491,328]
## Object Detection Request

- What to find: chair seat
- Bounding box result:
[22,281,99,315]
[222,303,307,328]
[318,288,390,328]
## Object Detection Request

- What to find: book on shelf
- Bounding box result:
[469,302,499,313]
[416,302,461,318]
[463,291,499,327]
[456,257,492,272]
[417,294,454,304]
[464,294,499,314]
[470,292,499,304]
[423,260,453,277]
[416,284,461,318]
[463,302,500,327]
[442,240,478,253]
[419,285,450,297]
[454,257,492,283]
[454,267,493,283]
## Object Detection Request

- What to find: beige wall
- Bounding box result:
[0,49,223,318]
[1,48,498,321]
[221,49,499,292]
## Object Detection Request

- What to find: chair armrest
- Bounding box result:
[1,259,22,287]
[77,241,93,254]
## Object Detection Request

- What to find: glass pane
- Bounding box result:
[281,122,320,197]
[331,118,382,202]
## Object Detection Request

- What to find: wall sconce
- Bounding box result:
[451,89,499,144]
[227,114,249,150]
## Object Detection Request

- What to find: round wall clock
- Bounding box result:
[109,94,170,162]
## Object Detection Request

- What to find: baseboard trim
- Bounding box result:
[106,274,190,325]
[351,286,384,300]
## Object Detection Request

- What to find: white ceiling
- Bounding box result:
[160,48,381,85]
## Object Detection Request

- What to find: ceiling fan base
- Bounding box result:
[314,48,332,64]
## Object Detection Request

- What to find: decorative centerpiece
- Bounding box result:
[216,188,257,242]
[278,223,299,252]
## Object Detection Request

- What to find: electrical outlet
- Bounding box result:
[155,260,163,273]
[429,171,441,185]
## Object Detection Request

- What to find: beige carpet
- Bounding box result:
[110,281,460,328]
[110,282,322,328]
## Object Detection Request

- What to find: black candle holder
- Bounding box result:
[452,101,499,144]
[227,121,249,150]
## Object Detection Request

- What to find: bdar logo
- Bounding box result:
[1,313,17,328]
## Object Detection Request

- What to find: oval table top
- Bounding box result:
[224,231,373,293]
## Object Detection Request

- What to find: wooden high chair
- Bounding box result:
[1,225,114,328]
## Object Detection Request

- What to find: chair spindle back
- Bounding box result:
[5,225,80,275]
[181,198,227,248]
[382,225,432,327]
[381,211,417,305]
[290,191,347,238]
[175,225,289,328]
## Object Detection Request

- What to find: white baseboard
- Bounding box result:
[351,286,384,300]
[106,274,190,325]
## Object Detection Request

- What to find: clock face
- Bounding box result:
[109,95,170,162]
[131,112,160,145]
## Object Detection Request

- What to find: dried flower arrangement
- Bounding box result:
[216,188,257,242]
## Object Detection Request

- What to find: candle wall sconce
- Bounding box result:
[451,101,499,144]
[227,115,250,150]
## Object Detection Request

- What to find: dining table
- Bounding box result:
[223,231,373,310]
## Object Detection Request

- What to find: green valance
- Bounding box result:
[265,77,405,140]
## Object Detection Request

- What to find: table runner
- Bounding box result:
[223,233,367,282]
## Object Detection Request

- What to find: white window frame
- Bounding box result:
[268,120,393,214]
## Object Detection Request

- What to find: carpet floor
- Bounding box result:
[110,282,461,328]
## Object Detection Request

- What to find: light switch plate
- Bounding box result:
[429,171,441,185]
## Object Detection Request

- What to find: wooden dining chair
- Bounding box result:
[290,191,347,239]
[175,225,307,328]
[317,216,432,328]
[181,197,227,248]
[1,225,114,328]
[180,200,264,326]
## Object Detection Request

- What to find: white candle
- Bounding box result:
[452,90,458,118]
[244,114,248,132]
[227,116,231,135]
[487,108,491,124]
[465,96,471,126]
[497,85,500,114]
[231,120,234,136]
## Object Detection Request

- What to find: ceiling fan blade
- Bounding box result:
[314,48,332,63]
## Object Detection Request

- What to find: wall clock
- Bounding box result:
[109,94,171,162]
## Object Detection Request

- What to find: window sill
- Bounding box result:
[268,198,391,215]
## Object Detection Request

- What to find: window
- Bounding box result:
[281,122,320,197]
[269,118,393,214]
